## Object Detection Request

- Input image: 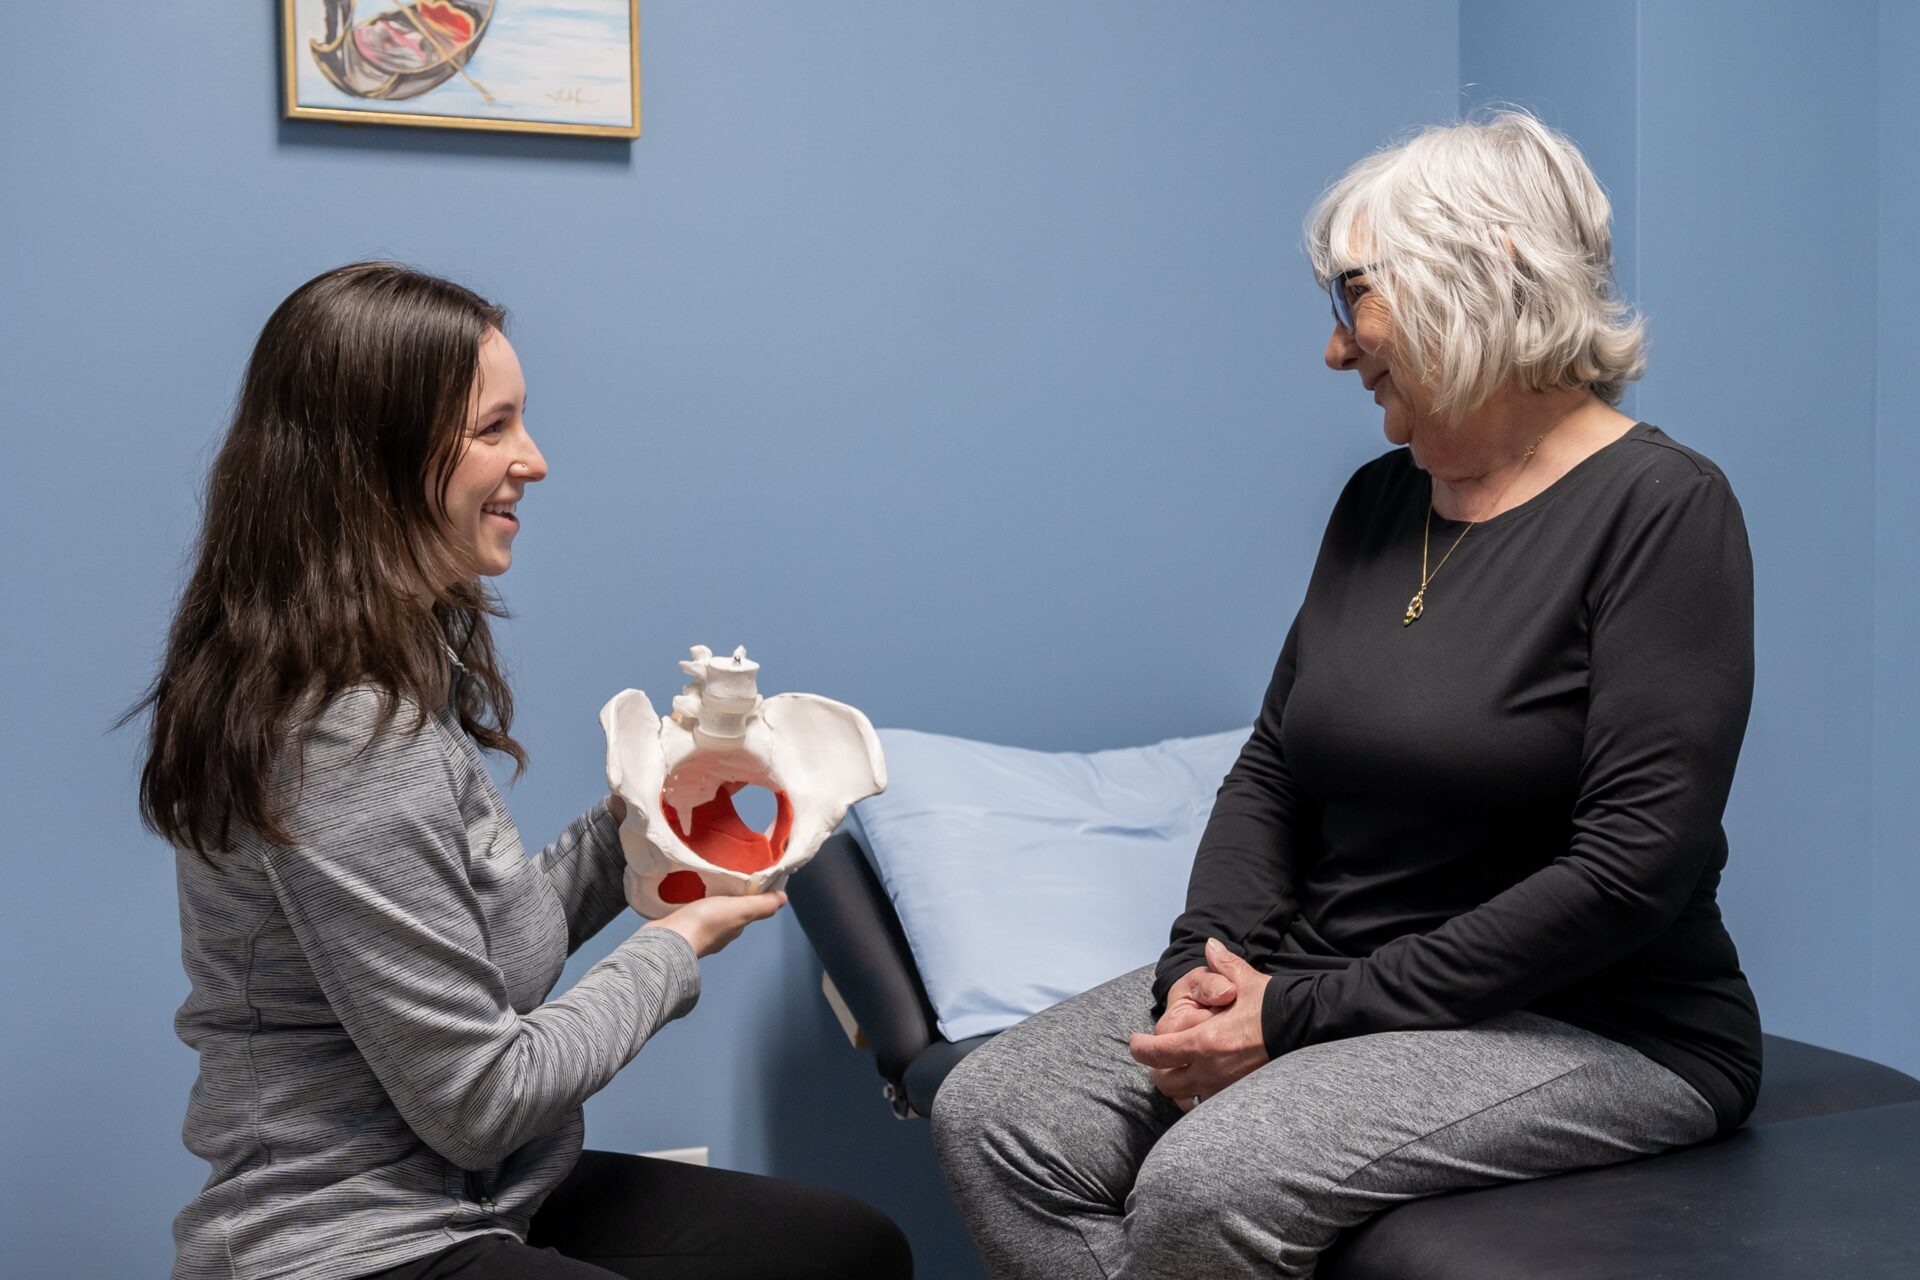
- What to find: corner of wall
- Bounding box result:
[1870,0,1920,1077]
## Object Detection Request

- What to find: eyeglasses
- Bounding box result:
[1327,266,1373,333]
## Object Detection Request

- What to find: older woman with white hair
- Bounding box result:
[933,111,1762,1278]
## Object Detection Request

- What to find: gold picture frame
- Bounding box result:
[281,1,641,139]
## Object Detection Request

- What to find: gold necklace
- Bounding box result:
[1403,434,1546,626]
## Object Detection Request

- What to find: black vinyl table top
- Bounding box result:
[1320,1099,1920,1279]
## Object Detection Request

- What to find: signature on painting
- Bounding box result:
[546,86,597,107]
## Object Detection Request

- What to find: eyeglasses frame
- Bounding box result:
[1327,266,1374,334]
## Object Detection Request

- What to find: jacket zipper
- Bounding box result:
[463,1170,496,1213]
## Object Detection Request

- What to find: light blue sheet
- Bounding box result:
[844,725,1250,1042]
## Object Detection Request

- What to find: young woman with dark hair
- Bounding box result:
[131,263,911,1280]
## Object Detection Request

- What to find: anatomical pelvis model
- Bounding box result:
[600,645,887,917]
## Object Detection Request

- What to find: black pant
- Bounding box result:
[358,1151,912,1280]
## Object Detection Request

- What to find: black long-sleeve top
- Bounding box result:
[1154,423,1763,1135]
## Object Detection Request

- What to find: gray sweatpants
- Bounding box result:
[933,965,1717,1279]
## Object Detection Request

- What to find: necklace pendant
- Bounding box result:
[1403,590,1425,626]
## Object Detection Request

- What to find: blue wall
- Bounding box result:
[3,4,1914,1278]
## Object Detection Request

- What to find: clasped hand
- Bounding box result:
[1128,938,1271,1112]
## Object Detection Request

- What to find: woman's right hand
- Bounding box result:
[644,891,787,958]
[1156,963,1239,1036]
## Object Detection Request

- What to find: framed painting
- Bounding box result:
[281,1,641,138]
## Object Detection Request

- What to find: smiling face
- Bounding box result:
[1323,268,1440,453]
[439,328,546,577]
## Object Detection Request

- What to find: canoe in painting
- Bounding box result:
[310,0,497,102]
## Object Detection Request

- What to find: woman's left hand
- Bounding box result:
[1129,939,1272,1111]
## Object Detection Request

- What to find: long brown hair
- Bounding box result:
[127,262,527,855]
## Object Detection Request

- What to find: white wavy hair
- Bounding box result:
[1305,109,1645,421]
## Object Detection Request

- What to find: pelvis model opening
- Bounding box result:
[660,781,794,875]
[601,645,887,918]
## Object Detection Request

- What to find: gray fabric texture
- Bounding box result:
[171,686,701,1280]
[934,965,1717,1280]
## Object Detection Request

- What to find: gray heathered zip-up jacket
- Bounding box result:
[171,685,701,1280]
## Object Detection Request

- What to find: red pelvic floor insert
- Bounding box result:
[660,783,793,875]
[658,871,706,904]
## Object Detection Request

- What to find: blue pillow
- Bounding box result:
[844,726,1249,1042]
